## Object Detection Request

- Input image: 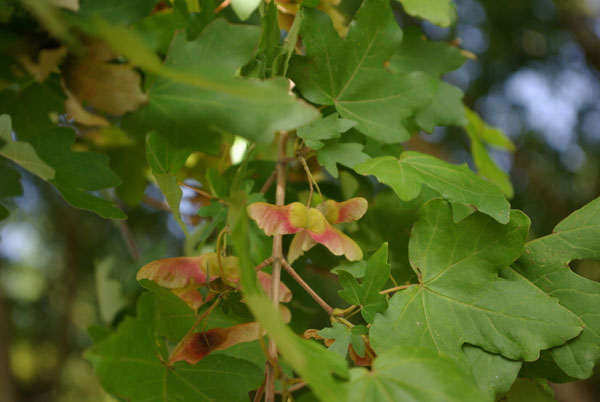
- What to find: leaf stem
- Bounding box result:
[333,305,358,316]
[259,329,280,379]
[280,258,333,315]
[334,316,355,328]
[345,307,362,320]
[255,257,274,271]
[379,284,414,295]
[178,181,228,205]
[300,156,323,204]
[260,170,277,194]
[253,378,266,402]
[215,226,230,285]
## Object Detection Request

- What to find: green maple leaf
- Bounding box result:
[288,0,436,143]
[389,28,465,77]
[346,346,488,402]
[463,345,521,398]
[395,0,456,27]
[331,260,367,279]
[316,142,369,178]
[297,113,357,151]
[318,323,367,357]
[146,132,191,235]
[26,127,125,219]
[338,243,390,323]
[0,114,55,181]
[415,82,466,132]
[512,196,600,381]
[369,199,582,376]
[170,0,216,42]
[389,28,467,132]
[86,289,263,401]
[0,82,64,140]
[355,151,510,223]
[139,280,196,342]
[3,118,124,219]
[107,145,148,206]
[242,0,280,78]
[125,19,318,145]
[465,107,515,198]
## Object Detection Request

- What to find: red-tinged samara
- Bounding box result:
[248,198,368,263]
[137,253,291,309]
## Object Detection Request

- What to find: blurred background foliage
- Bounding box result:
[0,0,599,401]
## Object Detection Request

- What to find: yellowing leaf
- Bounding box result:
[18,46,68,82]
[62,39,147,116]
[64,88,110,127]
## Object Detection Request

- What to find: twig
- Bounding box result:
[280,258,333,315]
[118,220,141,261]
[259,330,280,378]
[253,377,266,402]
[260,170,277,194]
[265,132,288,402]
[115,199,141,260]
[143,195,171,211]
[276,382,306,394]
[178,181,214,198]
[255,257,274,271]
[214,0,230,13]
[380,284,413,295]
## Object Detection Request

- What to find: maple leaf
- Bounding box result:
[288,0,436,143]
[369,199,583,390]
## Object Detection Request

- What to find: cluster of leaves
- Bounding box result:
[1,0,599,401]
